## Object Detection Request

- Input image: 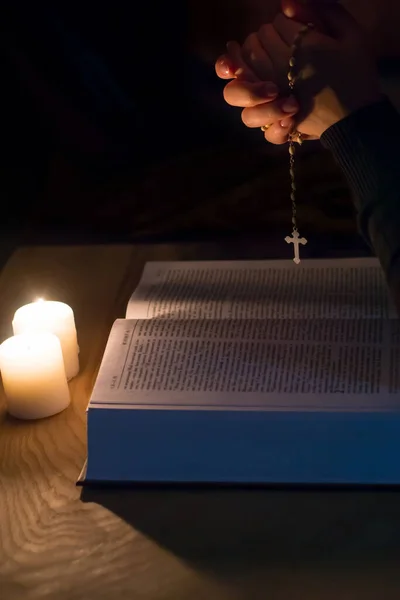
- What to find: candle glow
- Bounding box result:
[12,300,79,380]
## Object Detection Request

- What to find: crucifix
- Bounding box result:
[285,229,307,265]
[261,23,314,265]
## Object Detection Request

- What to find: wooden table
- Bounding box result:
[1,242,400,600]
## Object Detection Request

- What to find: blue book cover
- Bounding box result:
[80,258,400,485]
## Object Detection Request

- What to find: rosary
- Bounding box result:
[262,22,313,264]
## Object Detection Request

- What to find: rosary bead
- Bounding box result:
[285,23,313,262]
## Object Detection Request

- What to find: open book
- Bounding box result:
[82,258,400,486]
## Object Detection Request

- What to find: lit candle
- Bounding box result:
[0,333,70,419]
[12,300,79,380]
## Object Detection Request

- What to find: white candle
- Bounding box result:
[12,300,79,380]
[0,333,70,419]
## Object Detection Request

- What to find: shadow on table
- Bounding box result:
[81,486,400,573]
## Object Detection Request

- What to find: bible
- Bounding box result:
[82,258,400,485]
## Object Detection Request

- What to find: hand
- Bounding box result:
[215,38,301,145]
[216,1,382,143]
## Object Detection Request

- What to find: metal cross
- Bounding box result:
[285,230,307,264]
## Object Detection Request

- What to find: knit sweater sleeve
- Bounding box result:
[321,97,400,305]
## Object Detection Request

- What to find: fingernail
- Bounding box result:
[280,118,293,129]
[260,82,278,98]
[283,6,295,18]
[217,58,232,76]
[281,96,299,113]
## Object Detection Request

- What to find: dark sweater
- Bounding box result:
[321,98,400,306]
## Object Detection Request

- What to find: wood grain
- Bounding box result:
[1,243,400,600]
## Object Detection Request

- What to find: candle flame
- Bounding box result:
[35,298,45,304]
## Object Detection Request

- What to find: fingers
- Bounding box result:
[241,96,299,128]
[215,41,259,82]
[242,32,274,81]
[273,12,328,61]
[223,80,300,147]
[258,23,291,90]
[263,125,316,146]
[273,13,305,47]
[226,40,258,82]
[282,0,315,21]
[215,55,236,79]
[281,0,325,30]
[262,122,293,145]
[281,1,358,41]
[223,80,279,107]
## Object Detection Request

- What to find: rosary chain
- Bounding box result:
[287,22,314,233]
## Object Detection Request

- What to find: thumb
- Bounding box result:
[282,1,360,41]
[282,0,339,14]
[281,0,327,30]
[281,0,311,20]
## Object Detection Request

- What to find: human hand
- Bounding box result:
[215,38,301,145]
[216,1,381,143]
[214,2,325,144]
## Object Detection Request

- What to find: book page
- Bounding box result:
[90,319,400,410]
[126,259,395,320]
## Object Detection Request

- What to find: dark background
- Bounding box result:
[2,1,400,243]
